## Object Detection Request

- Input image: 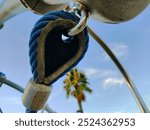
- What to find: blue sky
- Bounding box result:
[0,4,150,113]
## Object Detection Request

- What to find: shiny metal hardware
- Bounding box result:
[0,0,26,29]
[0,73,55,113]
[64,0,150,35]
[68,2,90,36]
[22,78,52,111]
[72,0,149,23]
[20,0,150,22]
[1,0,149,30]
[0,72,24,92]
[0,0,69,28]
[20,0,69,14]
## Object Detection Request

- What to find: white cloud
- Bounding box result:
[82,67,125,86]
[80,67,126,89]
[82,68,114,78]
[103,77,125,88]
[82,68,98,77]
[104,43,129,60]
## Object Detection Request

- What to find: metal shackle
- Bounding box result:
[68,2,90,36]
[69,0,150,35]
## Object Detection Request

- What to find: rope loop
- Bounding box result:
[29,10,89,85]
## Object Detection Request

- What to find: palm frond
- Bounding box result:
[63,68,92,104]
[64,85,71,98]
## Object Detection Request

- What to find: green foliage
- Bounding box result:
[63,68,92,100]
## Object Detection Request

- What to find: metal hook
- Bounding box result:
[68,2,90,36]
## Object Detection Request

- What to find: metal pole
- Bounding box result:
[41,104,56,113]
[0,0,69,28]
[0,77,24,93]
[0,73,56,113]
[0,0,27,28]
[3,79,24,93]
[88,26,149,113]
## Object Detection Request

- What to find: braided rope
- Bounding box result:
[29,10,89,85]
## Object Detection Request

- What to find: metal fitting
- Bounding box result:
[22,78,52,111]
[20,0,69,14]
[0,0,26,27]
[72,0,149,23]
[68,2,90,36]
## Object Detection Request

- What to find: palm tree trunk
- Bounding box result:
[77,100,83,113]
[74,84,84,113]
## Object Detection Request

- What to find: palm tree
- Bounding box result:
[63,68,92,113]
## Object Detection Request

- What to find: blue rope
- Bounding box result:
[29,10,89,85]
[28,10,89,113]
